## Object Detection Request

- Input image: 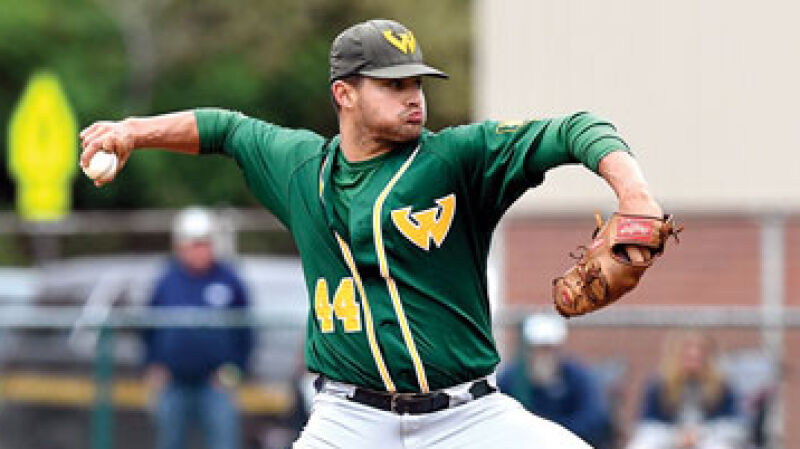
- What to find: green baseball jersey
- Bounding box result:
[196,109,628,392]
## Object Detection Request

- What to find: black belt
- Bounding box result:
[314,375,496,415]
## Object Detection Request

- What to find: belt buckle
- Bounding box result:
[390,393,407,414]
[390,392,418,414]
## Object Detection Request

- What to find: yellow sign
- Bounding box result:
[7,71,77,221]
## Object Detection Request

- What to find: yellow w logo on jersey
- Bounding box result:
[391,194,455,251]
[382,30,416,54]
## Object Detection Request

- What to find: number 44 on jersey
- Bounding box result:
[314,278,362,333]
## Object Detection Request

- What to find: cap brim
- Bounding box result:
[359,63,449,79]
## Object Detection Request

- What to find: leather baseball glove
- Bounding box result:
[553,213,681,318]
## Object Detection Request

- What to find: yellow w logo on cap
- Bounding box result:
[382,30,416,54]
[391,194,455,251]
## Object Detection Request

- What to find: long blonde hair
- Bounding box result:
[657,330,725,416]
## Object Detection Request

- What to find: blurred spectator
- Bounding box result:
[626,330,747,449]
[498,314,612,448]
[143,207,253,449]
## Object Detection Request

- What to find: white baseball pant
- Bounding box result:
[293,378,592,449]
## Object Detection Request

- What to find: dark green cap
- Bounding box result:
[330,19,449,82]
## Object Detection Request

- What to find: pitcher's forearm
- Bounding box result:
[122,111,200,154]
[598,151,662,217]
[80,110,201,186]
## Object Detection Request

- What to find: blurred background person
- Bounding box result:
[626,330,746,449]
[143,207,253,449]
[498,314,613,449]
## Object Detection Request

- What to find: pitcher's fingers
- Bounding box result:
[81,126,109,148]
[625,246,649,263]
[80,120,112,136]
[102,136,119,155]
[79,123,102,140]
[83,138,113,166]
[94,172,115,188]
[83,122,116,145]
[87,136,113,154]
[79,123,100,139]
[80,144,102,167]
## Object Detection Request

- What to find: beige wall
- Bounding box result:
[475,0,800,214]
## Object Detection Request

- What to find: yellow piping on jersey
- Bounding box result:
[318,154,329,198]
[371,146,430,393]
[334,232,396,392]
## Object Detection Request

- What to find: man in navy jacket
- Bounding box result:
[143,207,253,449]
[498,314,612,449]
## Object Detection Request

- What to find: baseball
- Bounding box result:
[83,151,118,182]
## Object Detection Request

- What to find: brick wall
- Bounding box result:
[505,215,763,307]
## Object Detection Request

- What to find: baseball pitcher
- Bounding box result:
[80,19,677,449]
